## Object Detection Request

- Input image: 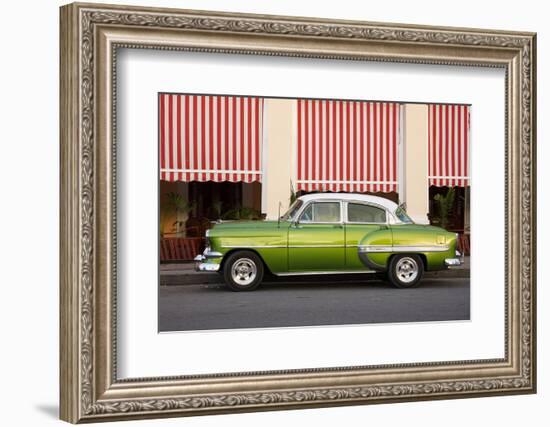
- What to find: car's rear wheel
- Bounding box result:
[388,254,423,288]
[223,251,264,291]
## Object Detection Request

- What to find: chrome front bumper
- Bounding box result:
[194,248,223,272]
[194,259,221,272]
[444,258,463,267]
[445,250,465,267]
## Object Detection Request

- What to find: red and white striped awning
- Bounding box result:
[296,99,400,193]
[428,104,470,187]
[159,94,263,182]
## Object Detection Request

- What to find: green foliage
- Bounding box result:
[165,192,194,214]
[221,207,262,220]
[160,192,195,237]
[433,188,456,230]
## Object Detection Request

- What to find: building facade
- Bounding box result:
[159,93,470,236]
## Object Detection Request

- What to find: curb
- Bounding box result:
[160,269,469,286]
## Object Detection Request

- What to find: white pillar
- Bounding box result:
[402,104,429,224]
[261,99,296,219]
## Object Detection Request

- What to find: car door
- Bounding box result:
[288,201,345,272]
[344,202,390,269]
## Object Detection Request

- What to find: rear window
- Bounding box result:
[347,203,386,223]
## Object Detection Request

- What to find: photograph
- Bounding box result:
[56,2,536,422]
[158,94,471,331]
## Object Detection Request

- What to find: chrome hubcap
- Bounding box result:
[396,257,418,283]
[231,258,257,286]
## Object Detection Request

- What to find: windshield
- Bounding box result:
[280,200,303,221]
[395,206,414,224]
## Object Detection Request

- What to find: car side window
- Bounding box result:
[347,203,386,223]
[300,202,341,223]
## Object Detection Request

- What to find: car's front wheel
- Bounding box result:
[388,254,423,288]
[223,251,264,291]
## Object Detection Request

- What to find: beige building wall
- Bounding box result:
[261,100,430,222]
[262,99,296,219]
[403,104,430,224]
[160,101,432,225]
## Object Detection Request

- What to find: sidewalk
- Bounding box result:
[160,256,470,285]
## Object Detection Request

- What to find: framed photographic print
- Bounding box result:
[60,2,536,423]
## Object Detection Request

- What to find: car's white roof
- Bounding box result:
[297,193,399,212]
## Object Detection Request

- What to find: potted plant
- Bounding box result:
[159,192,203,262]
[433,187,456,230]
[166,191,194,237]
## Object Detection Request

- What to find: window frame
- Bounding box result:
[296,200,343,224]
[344,201,389,225]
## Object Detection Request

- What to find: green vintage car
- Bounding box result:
[194,193,463,291]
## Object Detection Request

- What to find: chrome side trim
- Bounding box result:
[289,244,344,248]
[221,244,347,249]
[358,244,450,253]
[275,270,377,277]
[220,244,450,251]
[221,245,286,249]
[358,245,392,253]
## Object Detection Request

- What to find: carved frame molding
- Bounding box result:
[60,2,536,423]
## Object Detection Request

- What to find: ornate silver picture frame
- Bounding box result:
[60,2,536,423]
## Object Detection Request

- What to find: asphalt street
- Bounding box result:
[159,277,470,331]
